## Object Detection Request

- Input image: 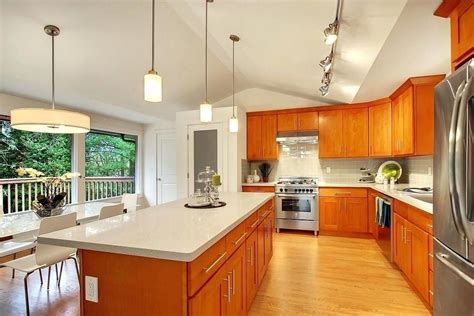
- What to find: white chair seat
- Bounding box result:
[0,238,36,257]
[1,254,44,273]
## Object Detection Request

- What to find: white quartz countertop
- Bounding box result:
[241,181,433,214]
[38,192,274,262]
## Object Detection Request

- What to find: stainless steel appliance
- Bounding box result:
[275,176,319,235]
[434,58,474,315]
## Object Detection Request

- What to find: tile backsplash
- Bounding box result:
[243,144,433,186]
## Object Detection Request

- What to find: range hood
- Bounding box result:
[276,131,318,144]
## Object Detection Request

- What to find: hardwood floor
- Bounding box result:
[0,233,429,315]
[249,232,430,315]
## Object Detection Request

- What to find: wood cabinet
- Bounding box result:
[319,108,368,158]
[390,75,445,156]
[256,218,267,285]
[247,114,278,160]
[225,244,246,316]
[435,0,474,69]
[407,221,429,303]
[369,101,392,157]
[277,111,319,132]
[245,230,258,309]
[319,188,368,233]
[242,186,274,193]
[393,213,410,274]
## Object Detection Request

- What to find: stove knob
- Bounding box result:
[284,188,288,192]
[310,189,314,193]
[280,188,283,192]
[306,189,310,193]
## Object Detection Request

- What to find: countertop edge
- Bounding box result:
[38,193,275,262]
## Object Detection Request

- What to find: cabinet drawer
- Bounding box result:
[258,200,274,219]
[242,186,274,192]
[225,221,247,256]
[188,238,227,297]
[319,188,367,198]
[393,199,409,218]
[429,236,434,271]
[408,206,433,234]
[244,211,260,234]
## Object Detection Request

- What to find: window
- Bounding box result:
[85,130,137,201]
[0,118,72,213]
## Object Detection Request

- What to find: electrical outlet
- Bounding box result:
[326,167,331,174]
[85,276,99,303]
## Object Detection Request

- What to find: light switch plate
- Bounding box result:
[85,276,99,303]
[326,167,331,174]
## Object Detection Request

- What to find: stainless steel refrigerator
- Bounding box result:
[434,58,474,315]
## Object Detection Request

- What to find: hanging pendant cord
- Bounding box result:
[51,35,55,110]
[151,0,155,70]
[232,39,235,117]
[205,0,208,103]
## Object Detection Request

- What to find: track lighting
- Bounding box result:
[324,22,339,45]
[319,84,329,97]
[319,53,333,72]
[321,71,332,85]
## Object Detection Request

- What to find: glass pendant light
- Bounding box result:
[228,34,240,133]
[144,0,162,102]
[10,25,90,134]
[200,0,213,122]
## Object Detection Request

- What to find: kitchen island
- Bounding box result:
[39,192,275,315]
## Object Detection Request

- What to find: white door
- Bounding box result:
[156,133,177,204]
[187,123,226,196]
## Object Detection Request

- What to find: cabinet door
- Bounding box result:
[339,197,368,233]
[189,267,226,316]
[450,0,474,67]
[393,214,406,270]
[225,244,246,316]
[297,112,319,131]
[407,222,429,303]
[319,197,341,231]
[264,217,273,265]
[245,230,258,309]
[257,220,266,285]
[369,102,392,157]
[247,116,262,160]
[277,113,298,132]
[261,115,278,160]
[319,110,343,158]
[391,97,403,155]
[343,108,369,157]
[368,192,376,236]
[400,87,414,155]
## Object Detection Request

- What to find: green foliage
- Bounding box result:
[85,132,136,177]
[0,121,72,178]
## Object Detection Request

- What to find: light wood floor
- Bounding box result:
[0,233,429,315]
[249,232,430,316]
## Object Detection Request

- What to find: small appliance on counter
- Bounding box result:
[275,176,319,235]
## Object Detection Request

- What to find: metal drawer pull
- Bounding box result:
[261,211,271,218]
[222,273,231,302]
[436,253,474,286]
[429,290,434,296]
[427,224,433,228]
[203,252,227,273]
[335,192,351,196]
[232,269,236,295]
[429,253,434,258]
[250,219,260,228]
[232,232,247,245]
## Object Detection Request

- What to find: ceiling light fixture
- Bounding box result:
[200,0,213,123]
[321,71,332,85]
[324,22,339,45]
[10,25,90,134]
[228,34,240,133]
[319,52,333,72]
[144,0,162,102]
[319,84,329,97]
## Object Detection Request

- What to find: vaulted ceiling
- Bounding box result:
[0,0,450,123]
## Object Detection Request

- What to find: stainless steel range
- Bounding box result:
[275,176,319,235]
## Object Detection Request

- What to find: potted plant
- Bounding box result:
[258,163,273,183]
[16,167,81,218]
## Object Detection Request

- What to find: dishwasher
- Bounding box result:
[369,192,393,262]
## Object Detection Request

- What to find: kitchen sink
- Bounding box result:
[407,193,433,204]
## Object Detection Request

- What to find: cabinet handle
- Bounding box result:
[261,210,271,219]
[402,226,406,243]
[232,232,247,245]
[203,252,227,273]
[247,246,252,264]
[250,219,260,228]
[429,253,434,258]
[223,273,232,303]
[335,192,351,196]
[405,228,411,243]
[427,224,433,228]
[429,290,434,296]
[232,269,236,295]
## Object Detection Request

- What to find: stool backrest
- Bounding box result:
[99,203,124,220]
[121,193,138,212]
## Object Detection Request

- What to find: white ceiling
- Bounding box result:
[0,0,450,123]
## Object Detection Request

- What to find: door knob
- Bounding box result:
[157,178,162,181]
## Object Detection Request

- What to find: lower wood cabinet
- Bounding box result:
[319,188,368,233]
[257,218,267,285]
[245,230,258,309]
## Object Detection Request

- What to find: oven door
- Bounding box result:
[276,194,316,221]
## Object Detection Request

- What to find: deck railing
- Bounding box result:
[0,176,135,214]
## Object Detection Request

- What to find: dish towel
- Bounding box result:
[375,197,391,228]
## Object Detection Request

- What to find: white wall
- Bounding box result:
[175,106,246,199]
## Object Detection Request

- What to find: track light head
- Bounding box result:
[319,84,329,96]
[319,53,333,72]
[324,22,338,45]
[321,71,332,85]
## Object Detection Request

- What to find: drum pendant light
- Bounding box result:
[144,0,162,102]
[10,25,90,134]
[200,0,213,122]
[228,34,240,133]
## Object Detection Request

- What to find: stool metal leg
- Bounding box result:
[24,272,32,316]
[38,268,43,285]
[12,253,16,278]
[47,266,51,290]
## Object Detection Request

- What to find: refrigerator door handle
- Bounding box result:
[455,75,474,244]
[436,252,474,286]
[449,80,467,239]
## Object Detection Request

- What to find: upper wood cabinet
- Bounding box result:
[319,108,368,158]
[369,101,392,157]
[277,111,319,132]
[247,114,278,161]
[435,0,474,69]
[390,75,445,156]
